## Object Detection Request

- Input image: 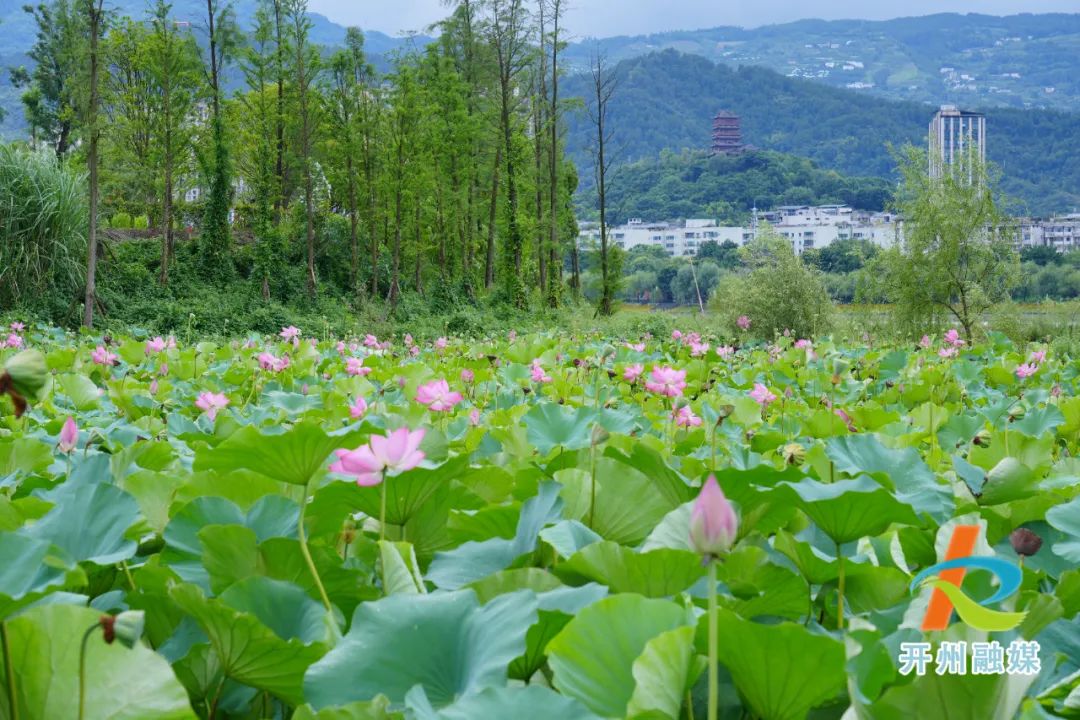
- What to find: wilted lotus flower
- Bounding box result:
[783,443,806,466]
[1009,528,1042,557]
[749,383,776,406]
[1015,363,1038,379]
[58,417,78,453]
[195,391,229,421]
[689,475,738,558]
[91,345,118,366]
[674,405,702,428]
[100,610,145,649]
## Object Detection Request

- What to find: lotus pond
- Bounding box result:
[0,324,1078,719]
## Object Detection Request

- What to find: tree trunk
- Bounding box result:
[273,0,286,216]
[485,145,501,289]
[346,154,359,291]
[83,0,103,328]
[547,2,561,307]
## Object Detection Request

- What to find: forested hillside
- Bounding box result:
[564,50,1080,216]
[561,13,1080,112]
[586,149,895,223]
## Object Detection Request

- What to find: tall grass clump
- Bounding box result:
[0,144,88,308]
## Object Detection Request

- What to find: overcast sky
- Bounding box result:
[309,0,1079,38]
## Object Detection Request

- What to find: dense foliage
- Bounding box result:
[592,148,893,224]
[563,51,1080,215]
[0,144,87,307]
[0,325,1077,718]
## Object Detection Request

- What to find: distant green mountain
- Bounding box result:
[0,0,427,137]
[562,13,1080,113]
[563,51,1080,216]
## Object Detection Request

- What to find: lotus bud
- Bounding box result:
[591,425,609,447]
[1008,405,1026,421]
[688,475,738,559]
[783,443,806,466]
[973,429,992,447]
[1009,528,1042,557]
[715,404,734,427]
[4,348,48,403]
[58,417,78,454]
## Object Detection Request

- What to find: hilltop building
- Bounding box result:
[710,111,744,155]
[929,104,986,179]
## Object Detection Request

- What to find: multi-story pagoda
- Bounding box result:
[711,110,744,155]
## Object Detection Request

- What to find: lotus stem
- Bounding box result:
[379,478,387,541]
[78,623,98,720]
[1,622,17,720]
[298,477,332,614]
[837,544,846,631]
[707,559,718,720]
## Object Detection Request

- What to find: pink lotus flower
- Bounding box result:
[364,334,379,348]
[403,334,414,347]
[149,380,159,395]
[919,335,932,349]
[690,341,710,357]
[469,409,481,426]
[749,383,776,406]
[623,363,644,383]
[1029,349,1046,363]
[349,397,368,419]
[6,333,23,349]
[410,345,420,357]
[159,363,169,376]
[9,322,24,332]
[336,341,347,354]
[834,408,856,432]
[91,345,118,366]
[508,330,517,342]
[672,330,683,341]
[944,328,965,347]
[736,315,751,330]
[145,336,167,355]
[1016,363,1038,379]
[938,347,958,359]
[195,392,229,421]
[530,361,552,383]
[460,369,475,383]
[435,337,448,350]
[625,341,646,352]
[675,405,702,428]
[646,366,687,398]
[258,352,290,373]
[346,357,372,377]
[280,326,301,341]
[330,427,426,486]
[416,379,463,412]
[58,417,78,453]
[794,339,812,350]
[689,474,738,557]
[717,345,734,358]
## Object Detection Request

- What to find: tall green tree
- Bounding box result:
[863,146,1019,341]
[589,49,618,316]
[82,0,106,327]
[11,0,82,155]
[283,0,321,298]
[145,1,201,285]
[197,0,238,275]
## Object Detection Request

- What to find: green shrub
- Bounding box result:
[133,215,150,230]
[0,144,87,310]
[708,230,834,339]
[111,212,133,229]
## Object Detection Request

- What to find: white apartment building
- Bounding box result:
[1019,214,1080,252]
[579,205,900,258]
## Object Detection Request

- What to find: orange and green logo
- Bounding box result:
[910,524,1027,632]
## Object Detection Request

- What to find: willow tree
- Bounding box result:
[864,146,1019,342]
